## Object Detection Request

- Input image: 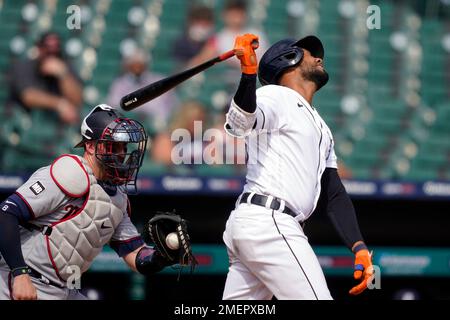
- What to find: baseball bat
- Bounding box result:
[120,41,259,111]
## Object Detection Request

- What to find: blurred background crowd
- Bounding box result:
[0,0,450,301]
[0,0,449,181]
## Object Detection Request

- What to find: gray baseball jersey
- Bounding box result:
[0,163,142,287]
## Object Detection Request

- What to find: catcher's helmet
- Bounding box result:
[258,35,324,86]
[75,104,148,193]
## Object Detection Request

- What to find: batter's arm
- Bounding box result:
[233,73,257,113]
[317,168,374,295]
[224,74,258,137]
[317,168,365,250]
[224,34,259,137]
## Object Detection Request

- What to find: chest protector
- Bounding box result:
[46,154,127,281]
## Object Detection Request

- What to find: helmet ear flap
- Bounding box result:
[272,46,304,84]
[282,46,304,65]
[258,41,304,86]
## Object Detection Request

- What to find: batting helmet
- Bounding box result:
[75,104,148,193]
[258,35,324,86]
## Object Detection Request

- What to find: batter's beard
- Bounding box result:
[303,68,329,91]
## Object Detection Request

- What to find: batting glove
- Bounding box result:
[349,243,374,295]
[233,33,259,74]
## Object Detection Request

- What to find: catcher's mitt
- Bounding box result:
[145,211,197,271]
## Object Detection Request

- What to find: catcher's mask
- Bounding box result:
[75,104,148,193]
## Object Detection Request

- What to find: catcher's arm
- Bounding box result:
[133,211,197,275]
[134,246,172,275]
[123,245,145,272]
[124,246,172,275]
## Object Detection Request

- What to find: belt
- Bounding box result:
[21,222,53,236]
[28,267,65,288]
[240,193,296,218]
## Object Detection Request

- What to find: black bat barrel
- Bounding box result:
[120,57,219,111]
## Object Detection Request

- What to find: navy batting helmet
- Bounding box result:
[258,35,324,86]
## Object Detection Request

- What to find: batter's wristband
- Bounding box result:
[11,266,31,278]
[352,243,368,253]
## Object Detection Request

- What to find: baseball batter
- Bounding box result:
[222,34,374,299]
[0,105,178,300]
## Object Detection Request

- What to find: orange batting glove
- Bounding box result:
[233,33,259,75]
[349,242,374,295]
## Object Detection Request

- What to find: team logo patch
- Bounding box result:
[30,181,45,195]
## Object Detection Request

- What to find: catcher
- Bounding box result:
[0,104,196,300]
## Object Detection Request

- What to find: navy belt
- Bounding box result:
[240,193,296,218]
[28,267,65,288]
[21,222,52,236]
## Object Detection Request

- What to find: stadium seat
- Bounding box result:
[0,0,448,180]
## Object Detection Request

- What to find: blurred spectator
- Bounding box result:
[338,160,352,179]
[151,101,245,175]
[189,0,269,71]
[8,32,82,124]
[151,100,206,166]
[171,5,215,67]
[107,48,179,131]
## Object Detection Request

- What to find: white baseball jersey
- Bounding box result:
[222,84,336,300]
[243,84,337,220]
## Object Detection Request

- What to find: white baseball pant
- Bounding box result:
[222,203,332,300]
